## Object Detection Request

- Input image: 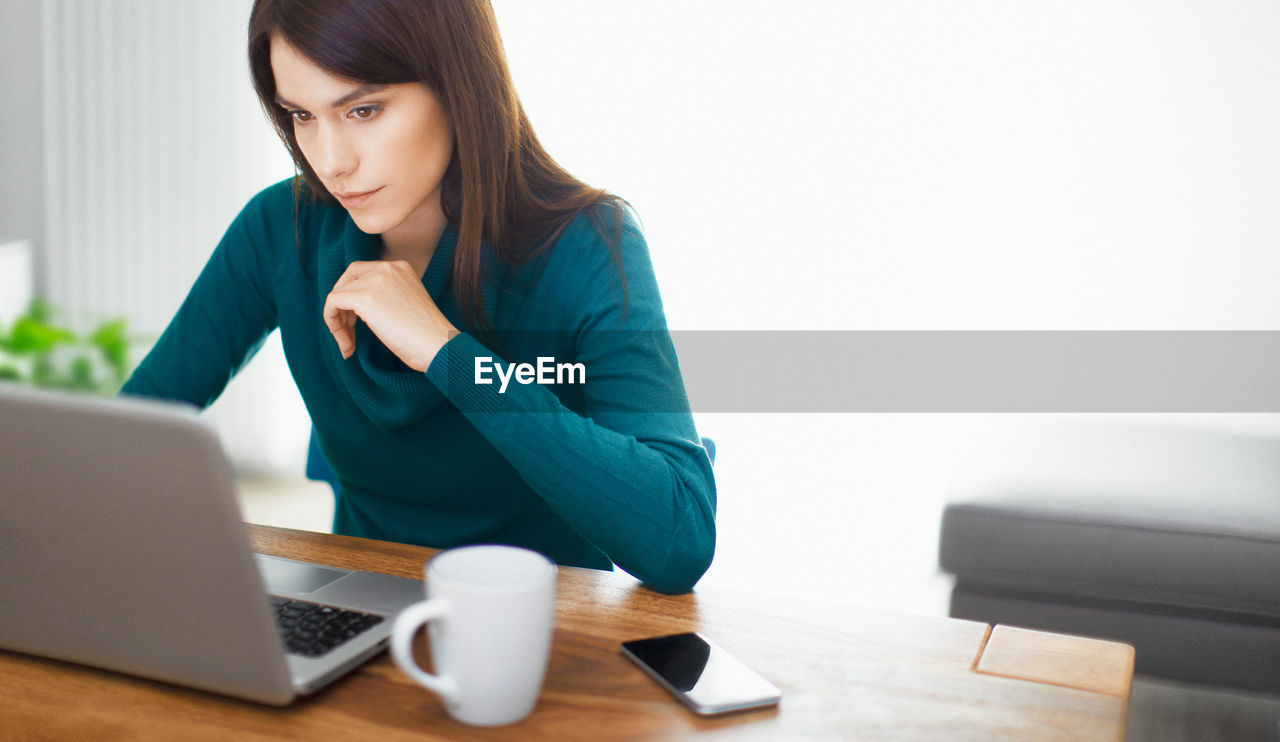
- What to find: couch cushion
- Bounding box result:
[939,422,1280,617]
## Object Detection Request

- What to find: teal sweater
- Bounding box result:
[122,178,716,594]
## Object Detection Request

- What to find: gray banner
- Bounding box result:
[672,331,1280,412]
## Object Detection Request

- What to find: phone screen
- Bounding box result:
[620,632,781,715]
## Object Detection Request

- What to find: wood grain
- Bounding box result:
[976,624,1136,699]
[0,524,1134,741]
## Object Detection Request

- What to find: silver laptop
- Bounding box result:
[0,383,423,704]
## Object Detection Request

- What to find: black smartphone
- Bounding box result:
[620,632,781,715]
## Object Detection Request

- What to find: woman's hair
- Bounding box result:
[247,0,622,337]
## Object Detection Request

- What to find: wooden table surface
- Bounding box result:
[0,525,1134,741]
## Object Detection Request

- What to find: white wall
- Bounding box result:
[24,1,1276,334]
[494,1,1280,332]
[40,0,296,327]
[0,0,45,281]
[494,0,1280,604]
[0,239,34,328]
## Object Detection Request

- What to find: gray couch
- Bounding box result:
[938,421,1280,694]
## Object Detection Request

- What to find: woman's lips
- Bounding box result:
[333,187,382,209]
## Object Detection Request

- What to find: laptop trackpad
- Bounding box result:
[255,554,349,595]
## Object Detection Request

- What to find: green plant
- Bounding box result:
[0,300,132,394]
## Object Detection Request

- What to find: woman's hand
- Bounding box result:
[322,260,458,372]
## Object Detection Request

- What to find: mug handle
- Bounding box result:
[390,598,461,704]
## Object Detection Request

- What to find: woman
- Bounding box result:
[121,0,715,594]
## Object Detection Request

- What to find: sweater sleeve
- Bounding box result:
[425,213,716,595]
[121,183,286,407]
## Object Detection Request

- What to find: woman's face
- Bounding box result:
[269,34,454,245]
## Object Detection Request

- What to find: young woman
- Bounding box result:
[121,0,715,594]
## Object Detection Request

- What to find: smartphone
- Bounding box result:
[620,632,781,715]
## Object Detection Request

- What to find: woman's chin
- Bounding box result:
[347,212,390,235]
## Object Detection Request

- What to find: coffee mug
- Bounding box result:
[390,544,557,726]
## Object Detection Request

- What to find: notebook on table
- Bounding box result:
[0,383,422,704]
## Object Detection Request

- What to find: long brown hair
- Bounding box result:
[247,0,623,337]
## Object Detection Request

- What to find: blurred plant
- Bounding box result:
[0,300,132,394]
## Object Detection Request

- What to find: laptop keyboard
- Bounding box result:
[269,597,384,658]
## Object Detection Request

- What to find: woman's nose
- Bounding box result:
[309,125,357,181]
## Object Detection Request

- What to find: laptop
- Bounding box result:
[0,383,423,704]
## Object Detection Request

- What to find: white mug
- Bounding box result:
[390,544,557,726]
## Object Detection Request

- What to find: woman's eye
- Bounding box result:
[289,110,313,124]
[350,105,381,120]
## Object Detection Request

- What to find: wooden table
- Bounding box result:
[0,525,1134,741]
